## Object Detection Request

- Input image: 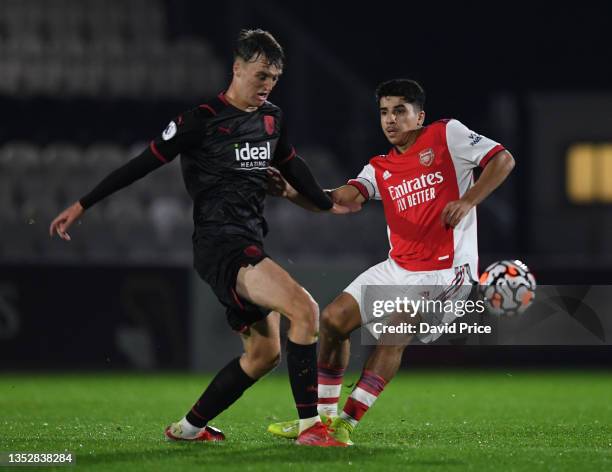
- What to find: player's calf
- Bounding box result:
[240,336,281,379]
[336,319,411,435]
[171,357,257,441]
[338,369,388,433]
[317,294,362,417]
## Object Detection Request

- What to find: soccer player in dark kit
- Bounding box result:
[49,29,350,447]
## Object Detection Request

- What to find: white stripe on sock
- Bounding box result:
[318,403,338,418]
[318,384,341,398]
[339,412,358,427]
[351,387,378,407]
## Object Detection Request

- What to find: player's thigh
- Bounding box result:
[235,257,315,320]
[321,292,363,336]
[241,311,281,362]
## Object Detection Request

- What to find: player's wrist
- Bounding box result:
[285,186,299,200]
[460,194,478,208]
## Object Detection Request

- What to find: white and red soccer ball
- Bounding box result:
[478,260,536,316]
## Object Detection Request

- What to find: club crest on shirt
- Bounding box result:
[419,148,435,166]
[264,115,275,135]
[162,121,177,141]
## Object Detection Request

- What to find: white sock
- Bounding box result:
[318,383,341,418]
[178,417,202,438]
[298,415,320,434]
[318,403,338,418]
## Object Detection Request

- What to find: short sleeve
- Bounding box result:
[149,107,211,163]
[348,163,380,200]
[446,119,505,168]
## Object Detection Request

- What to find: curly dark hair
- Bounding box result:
[375,79,425,110]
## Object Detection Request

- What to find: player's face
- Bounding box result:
[379,96,425,149]
[232,55,282,108]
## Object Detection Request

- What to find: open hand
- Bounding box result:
[49,202,84,241]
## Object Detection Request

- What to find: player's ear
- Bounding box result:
[417,110,426,127]
[232,59,242,77]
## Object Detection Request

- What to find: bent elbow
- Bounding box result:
[496,150,515,174]
[505,151,516,173]
[506,153,516,174]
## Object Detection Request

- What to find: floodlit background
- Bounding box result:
[1,1,611,370]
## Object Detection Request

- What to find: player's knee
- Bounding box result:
[288,287,319,334]
[320,303,351,339]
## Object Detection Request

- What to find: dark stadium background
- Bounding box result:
[1,0,611,371]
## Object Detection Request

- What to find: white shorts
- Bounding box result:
[343,258,477,343]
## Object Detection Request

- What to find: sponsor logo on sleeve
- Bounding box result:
[468,132,482,146]
[162,121,177,141]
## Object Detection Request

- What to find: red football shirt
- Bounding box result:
[348,119,505,272]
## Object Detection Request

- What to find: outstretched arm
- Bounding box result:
[49,148,165,240]
[330,184,367,207]
[440,150,515,227]
[275,155,334,211]
[50,106,210,240]
[271,120,335,211]
[267,168,364,214]
[291,185,363,215]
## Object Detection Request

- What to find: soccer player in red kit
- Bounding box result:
[268,79,515,445]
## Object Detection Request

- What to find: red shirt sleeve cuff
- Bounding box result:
[479,144,506,168]
[347,179,370,200]
[149,141,168,163]
[276,147,296,165]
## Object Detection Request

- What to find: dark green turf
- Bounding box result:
[1,371,611,471]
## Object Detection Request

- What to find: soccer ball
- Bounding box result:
[478,260,536,316]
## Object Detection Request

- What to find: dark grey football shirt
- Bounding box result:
[149,92,295,242]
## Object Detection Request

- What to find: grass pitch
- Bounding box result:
[1,370,611,471]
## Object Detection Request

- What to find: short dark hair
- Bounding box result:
[234,29,284,69]
[375,79,426,111]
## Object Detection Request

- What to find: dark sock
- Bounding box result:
[286,338,318,419]
[186,357,256,427]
